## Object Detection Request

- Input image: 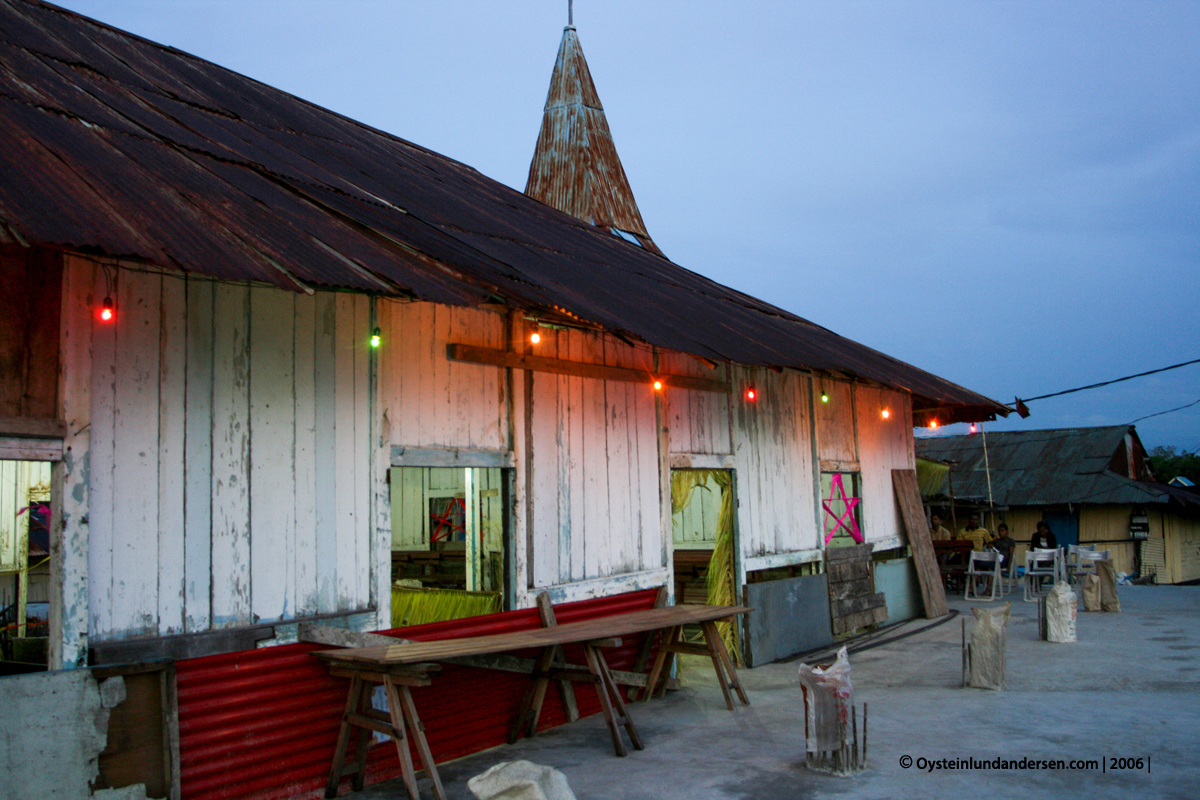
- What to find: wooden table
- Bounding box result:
[933,540,973,591]
[314,603,752,800]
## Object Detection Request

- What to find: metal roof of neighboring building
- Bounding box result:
[0,0,1007,419]
[915,426,1199,508]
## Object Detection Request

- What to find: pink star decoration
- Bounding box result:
[822,473,862,544]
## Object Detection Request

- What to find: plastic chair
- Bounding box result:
[1074,549,1110,582]
[999,552,1020,596]
[1023,549,1058,602]
[1065,544,1096,584]
[965,550,1002,601]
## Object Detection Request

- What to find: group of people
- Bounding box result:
[929,512,1058,567]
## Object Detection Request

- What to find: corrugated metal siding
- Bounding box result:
[176,588,659,800]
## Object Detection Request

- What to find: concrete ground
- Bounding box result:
[348,586,1200,800]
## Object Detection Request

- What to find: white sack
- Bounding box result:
[797,646,854,753]
[468,761,577,800]
[1045,583,1077,643]
[969,602,1010,690]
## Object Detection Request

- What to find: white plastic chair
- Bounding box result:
[1065,544,1097,584]
[1075,548,1110,582]
[1023,548,1058,602]
[965,550,1002,601]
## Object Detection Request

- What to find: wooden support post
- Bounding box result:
[643,625,681,701]
[538,592,579,722]
[326,676,365,799]
[382,679,420,800]
[701,620,749,707]
[397,682,445,800]
[627,585,668,701]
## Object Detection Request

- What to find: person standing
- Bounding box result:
[959,512,991,551]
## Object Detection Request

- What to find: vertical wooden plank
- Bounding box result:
[509,313,530,603]
[293,292,318,616]
[250,286,296,623]
[354,294,371,608]
[51,256,93,669]
[88,264,116,640]
[564,334,584,582]
[210,283,251,628]
[333,293,358,610]
[110,269,162,637]
[157,275,187,635]
[313,291,338,613]
[528,370,560,589]
[183,277,213,632]
[371,298,392,627]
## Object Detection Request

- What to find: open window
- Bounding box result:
[1,460,52,673]
[388,466,510,627]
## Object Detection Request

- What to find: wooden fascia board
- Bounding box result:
[446,343,729,394]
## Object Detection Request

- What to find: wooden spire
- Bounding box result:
[525,25,662,255]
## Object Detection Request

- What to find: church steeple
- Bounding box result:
[525,25,662,255]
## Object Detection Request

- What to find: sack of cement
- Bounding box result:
[797,646,853,753]
[1097,560,1122,613]
[1045,583,1077,643]
[969,603,1010,690]
[1081,574,1101,612]
[468,761,576,800]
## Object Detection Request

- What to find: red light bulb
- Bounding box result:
[98,297,115,322]
[745,387,757,401]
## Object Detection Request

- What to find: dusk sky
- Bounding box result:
[55,1,1200,452]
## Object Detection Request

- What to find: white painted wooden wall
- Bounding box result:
[71,260,372,642]
[730,366,819,559]
[855,385,913,546]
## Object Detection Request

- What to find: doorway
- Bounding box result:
[670,469,737,657]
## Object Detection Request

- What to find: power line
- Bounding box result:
[1128,397,1200,425]
[1021,357,1200,404]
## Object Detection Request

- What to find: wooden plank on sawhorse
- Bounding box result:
[643,617,749,711]
[893,468,949,618]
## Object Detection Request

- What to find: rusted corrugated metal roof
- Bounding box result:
[914,426,1194,507]
[0,0,1007,418]
[524,25,661,255]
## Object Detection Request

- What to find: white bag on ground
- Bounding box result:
[467,761,576,800]
[797,646,853,753]
[969,602,1010,690]
[1045,583,1077,643]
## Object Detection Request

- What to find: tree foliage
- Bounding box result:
[1148,446,1200,485]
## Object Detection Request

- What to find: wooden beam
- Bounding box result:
[300,624,677,690]
[447,343,729,394]
[0,416,67,439]
[892,469,949,619]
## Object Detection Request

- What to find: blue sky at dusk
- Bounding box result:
[54,1,1200,451]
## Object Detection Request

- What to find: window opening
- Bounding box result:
[389,466,509,628]
[1,459,52,672]
[821,471,863,547]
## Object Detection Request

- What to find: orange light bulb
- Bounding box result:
[530,331,541,344]
[653,380,663,391]
[930,419,939,429]
[881,408,891,420]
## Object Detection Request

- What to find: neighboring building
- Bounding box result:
[916,426,1200,583]
[0,3,1006,797]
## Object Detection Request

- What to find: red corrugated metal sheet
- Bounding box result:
[175,589,660,800]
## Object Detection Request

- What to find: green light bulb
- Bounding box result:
[370,327,381,348]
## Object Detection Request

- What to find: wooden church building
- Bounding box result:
[0,3,1006,796]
